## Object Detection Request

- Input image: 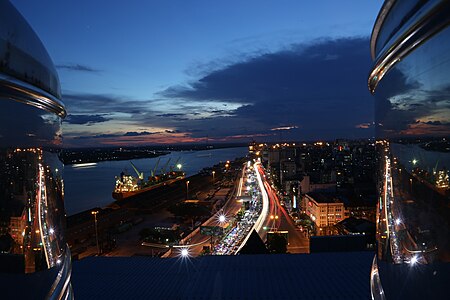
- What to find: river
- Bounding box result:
[63,147,248,215]
[391,143,450,172]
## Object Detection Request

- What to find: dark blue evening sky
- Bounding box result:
[11,0,383,146]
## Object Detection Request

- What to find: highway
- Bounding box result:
[255,163,309,254]
[166,166,247,257]
[162,161,309,257]
[383,154,440,265]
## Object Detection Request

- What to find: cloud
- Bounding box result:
[271,125,299,131]
[64,37,380,146]
[399,121,450,136]
[72,131,158,140]
[375,74,450,138]
[64,114,110,125]
[74,133,118,140]
[158,37,375,141]
[62,92,152,115]
[355,122,373,129]
[425,120,442,125]
[56,63,101,73]
[123,131,158,136]
[156,113,186,118]
[0,101,62,147]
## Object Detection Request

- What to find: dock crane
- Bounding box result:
[161,158,171,175]
[130,161,144,180]
[151,157,161,177]
[170,157,181,172]
[433,160,439,174]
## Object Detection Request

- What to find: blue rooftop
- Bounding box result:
[72,252,373,299]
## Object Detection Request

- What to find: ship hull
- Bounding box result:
[112,175,185,200]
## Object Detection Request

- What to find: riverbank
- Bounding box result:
[63,146,248,215]
[62,143,248,165]
[66,157,247,259]
[61,148,168,165]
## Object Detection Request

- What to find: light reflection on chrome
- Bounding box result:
[0,147,66,273]
[370,1,450,299]
[0,1,72,298]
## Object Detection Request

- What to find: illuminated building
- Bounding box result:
[248,141,256,154]
[304,193,346,229]
[334,148,353,187]
[369,1,450,299]
[0,1,72,298]
[435,169,449,189]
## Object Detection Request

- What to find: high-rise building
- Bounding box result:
[369,1,450,299]
[0,1,72,298]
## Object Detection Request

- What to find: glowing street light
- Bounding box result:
[186,180,190,199]
[410,255,418,265]
[91,210,100,255]
[270,215,279,231]
[177,163,182,170]
[180,248,189,258]
[219,214,226,224]
[212,170,216,181]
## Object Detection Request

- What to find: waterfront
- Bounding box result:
[391,143,450,172]
[64,147,247,215]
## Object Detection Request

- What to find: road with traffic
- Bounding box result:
[255,163,309,254]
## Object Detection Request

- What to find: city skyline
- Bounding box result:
[2,2,450,299]
[12,1,383,147]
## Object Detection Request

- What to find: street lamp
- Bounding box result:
[212,170,215,182]
[217,212,227,226]
[270,215,279,231]
[186,180,190,199]
[180,247,189,258]
[410,255,418,266]
[91,210,100,255]
[219,214,226,223]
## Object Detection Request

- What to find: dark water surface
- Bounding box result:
[64,147,247,215]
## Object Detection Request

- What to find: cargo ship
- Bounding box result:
[112,158,185,200]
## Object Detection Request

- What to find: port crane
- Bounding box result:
[170,157,181,172]
[161,158,171,175]
[130,161,144,180]
[151,157,161,177]
[433,160,440,175]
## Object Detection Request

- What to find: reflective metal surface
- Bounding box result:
[0,1,61,99]
[0,1,72,299]
[0,84,72,300]
[370,1,450,299]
